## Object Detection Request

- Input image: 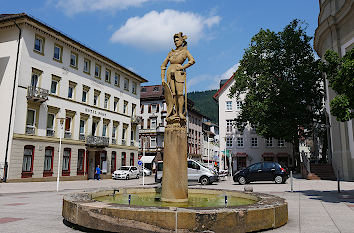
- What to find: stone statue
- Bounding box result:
[161,32,195,123]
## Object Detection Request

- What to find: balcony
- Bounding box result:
[130,140,135,146]
[27,86,49,103]
[64,132,71,139]
[122,139,126,146]
[26,126,35,135]
[112,138,117,145]
[131,115,142,124]
[86,136,109,147]
[46,129,55,137]
[79,134,85,141]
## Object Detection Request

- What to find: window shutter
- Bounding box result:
[148,105,151,113]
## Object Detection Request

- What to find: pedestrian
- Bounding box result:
[95,165,101,180]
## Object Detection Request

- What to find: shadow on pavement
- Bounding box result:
[292,190,354,203]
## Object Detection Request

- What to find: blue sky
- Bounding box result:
[2,0,319,91]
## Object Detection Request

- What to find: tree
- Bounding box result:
[229,20,324,170]
[320,49,354,122]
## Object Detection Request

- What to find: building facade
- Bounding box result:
[314,0,354,180]
[202,121,220,168]
[213,78,293,174]
[0,14,147,182]
[187,101,204,161]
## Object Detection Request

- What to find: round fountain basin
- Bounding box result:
[63,187,288,233]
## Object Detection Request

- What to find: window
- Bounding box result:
[65,117,71,133]
[53,44,63,62]
[104,94,110,109]
[83,59,91,74]
[62,148,71,175]
[114,73,120,87]
[26,109,36,134]
[112,125,117,139]
[151,117,157,129]
[44,147,54,176]
[251,137,258,147]
[122,127,127,142]
[123,101,128,114]
[130,153,135,166]
[70,52,78,68]
[278,139,285,147]
[150,136,157,148]
[132,82,137,94]
[236,101,242,110]
[95,64,101,78]
[34,34,44,55]
[77,149,85,174]
[100,152,107,171]
[50,80,58,94]
[266,138,273,147]
[113,98,119,112]
[79,120,85,135]
[111,151,116,172]
[46,113,55,136]
[226,120,233,132]
[141,87,147,92]
[82,90,87,102]
[151,104,157,113]
[226,137,233,147]
[237,137,244,147]
[249,163,262,172]
[92,121,97,136]
[105,69,111,83]
[94,90,100,106]
[124,78,129,91]
[131,104,136,116]
[153,86,159,92]
[121,152,126,166]
[31,71,39,87]
[68,86,73,99]
[226,101,232,111]
[140,104,144,114]
[22,146,34,177]
[102,123,107,137]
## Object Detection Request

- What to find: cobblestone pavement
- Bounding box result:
[0,176,353,233]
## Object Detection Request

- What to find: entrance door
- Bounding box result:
[237,157,246,171]
[87,151,95,179]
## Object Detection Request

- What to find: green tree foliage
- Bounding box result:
[188,90,218,123]
[320,49,354,122]
[229,20,324,168]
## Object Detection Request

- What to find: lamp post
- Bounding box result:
[56,117,65,192]
[142,138,145,186]
[207,135,210,168]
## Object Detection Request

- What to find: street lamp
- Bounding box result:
[56,117,65,192]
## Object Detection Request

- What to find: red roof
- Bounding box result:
[213,75,235,100]
[140,85,164,100]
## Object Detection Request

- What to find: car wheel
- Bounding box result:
[136,174,139,179]
[238,176,246,185]
[126,175,130,180]
[200,176,210,185]
[275,175,283,184]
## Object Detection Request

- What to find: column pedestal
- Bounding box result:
[161,124,188,202]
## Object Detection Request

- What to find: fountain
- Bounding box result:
[62,32,288,233]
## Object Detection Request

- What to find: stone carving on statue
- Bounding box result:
[161,32,195,125]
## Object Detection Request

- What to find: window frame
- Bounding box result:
[226,101,232,111]
[226,137,233,147]
[132,81,137,94]
[46,113,55,137]
[83,58,91,74]
[53,43,63,62]
[105,69,111,83]
[70,51,78,69]
[22,145,34,178]
[43,146,54,176]
[62,148,71,176]
[124,78,129,91]
[251,137,258,148]
[226,119,233,133]
[236,137,244,148]
[94,64,101,79]
[150,136,157,148]
[77,149,85,175]
[265,138,273,147]
[33,34,45,55]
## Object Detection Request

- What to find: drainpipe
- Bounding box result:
[3,20,22,182]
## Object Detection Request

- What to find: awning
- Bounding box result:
[235,152,248,157]
[140,156,155,164]
[262,152,275,157]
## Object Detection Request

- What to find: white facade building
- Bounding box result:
[202,121,220,168]
[213,77,293,174]
[0,13,147,181]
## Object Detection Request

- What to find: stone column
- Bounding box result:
[161,125,188,202]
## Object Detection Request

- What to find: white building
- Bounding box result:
[213,77,293,174]
[314,0,354,181]
[0,13,147,182]
[187,101,204,161]
[202,121,220,168]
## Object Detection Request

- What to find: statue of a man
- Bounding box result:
[161,32,195,122]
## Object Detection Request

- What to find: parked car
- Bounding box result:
[233,162,289,185]
[155,159,219,185]
[112,166,140,180]
[140,167,152,176]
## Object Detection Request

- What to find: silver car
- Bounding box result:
[155,159,218,185]
[112,166,140,180]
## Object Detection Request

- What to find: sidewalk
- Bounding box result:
[0,177,353,233]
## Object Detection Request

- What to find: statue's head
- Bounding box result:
[174,32,187,47]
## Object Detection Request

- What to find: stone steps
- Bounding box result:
[308,164,337,180]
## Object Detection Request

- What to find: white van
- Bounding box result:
[155,159,219,185]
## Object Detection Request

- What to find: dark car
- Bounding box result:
[233,162,289,185]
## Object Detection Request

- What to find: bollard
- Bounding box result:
[337,170,340,193]
[290,171,293,192]
[128,194,131,205]
[225,195,228,207]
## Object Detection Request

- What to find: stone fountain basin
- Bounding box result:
[62,187,287,233]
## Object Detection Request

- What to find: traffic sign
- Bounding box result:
[138,160,142,166]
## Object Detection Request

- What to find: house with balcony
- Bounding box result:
[213,77,293,175]
[202,121,220,167]
[0,13,147,182]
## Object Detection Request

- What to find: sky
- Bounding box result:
[2,0,320,92]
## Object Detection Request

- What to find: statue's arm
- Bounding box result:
[181,50,195,70]
[161,55,170,82]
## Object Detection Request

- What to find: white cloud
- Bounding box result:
[188,63,239,91]
[56,0,185,15]
[110,9,221,51]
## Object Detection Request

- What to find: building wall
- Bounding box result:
[187,110,203,159]
[1,19,143,181]
[314,0,354,180]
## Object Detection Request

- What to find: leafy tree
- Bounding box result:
[229,20,324,169]
[320,49,354,122]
